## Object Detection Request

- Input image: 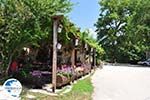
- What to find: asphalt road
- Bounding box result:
[92,64,150,100]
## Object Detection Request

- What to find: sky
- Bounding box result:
[68,0,100,38]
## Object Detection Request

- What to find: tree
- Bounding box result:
[0,0,72,73]
[95,0,130,62]
[128,0,150,53]
[95,0,150,63]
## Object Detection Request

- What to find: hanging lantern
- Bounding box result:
[23,47,30,54]
[85,43,88,50]
[56,43,62,50]
[58,24,63,33]
[91,48,93,52]
[90,48,94,55]
[75,38,79,46]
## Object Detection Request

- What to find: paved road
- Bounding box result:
[92,64,150,100]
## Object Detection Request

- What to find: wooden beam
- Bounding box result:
[93,49,96,68]
[71,48,75,68]
[51,15,63,20]
[51,15,63,92]
[52,18,58,92]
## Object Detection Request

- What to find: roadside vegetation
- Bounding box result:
[96,0,150,63]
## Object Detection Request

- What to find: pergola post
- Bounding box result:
[51,15,63,93]
[93,49,96,68]
[71,49,75,68]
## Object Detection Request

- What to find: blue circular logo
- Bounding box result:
[3,78,22,98]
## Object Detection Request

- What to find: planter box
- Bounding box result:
[56,75,71,87]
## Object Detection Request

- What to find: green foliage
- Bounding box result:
[84,35,104,55]
[96,0,150,62]
[78,30,104,55]
[0,0,72,70]
[0,0,103,72]
[58,18,78,45]
[60,18,104,56]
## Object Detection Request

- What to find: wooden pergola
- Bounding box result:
[51,15,97,92]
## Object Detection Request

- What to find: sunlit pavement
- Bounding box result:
[92,64,150,100]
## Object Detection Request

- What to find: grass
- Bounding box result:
[57,77,93,100]
[21,76,93,100]
[72,77,93,93]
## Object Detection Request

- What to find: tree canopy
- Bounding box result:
[95,0,150,63]
[0,0,72,70]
